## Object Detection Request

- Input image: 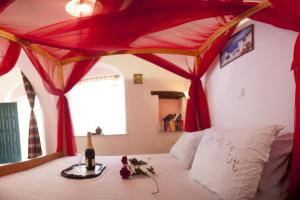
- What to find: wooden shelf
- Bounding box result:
[151,91,185,99]
[159,131,183,133]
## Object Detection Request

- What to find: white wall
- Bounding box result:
[75,55,186,155]
[17,52,58,155]
[5,51,58,154]
[205,20,298,133]
[0,53,186,156]
[0,67,22,102]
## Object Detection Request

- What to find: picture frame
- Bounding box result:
[220,24,254,68]
[133,73,143,84]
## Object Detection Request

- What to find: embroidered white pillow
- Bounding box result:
[170,130,207,169]
[190,125,284,200]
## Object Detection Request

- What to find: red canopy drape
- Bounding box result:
[292,55,300,200]
[24,48,98,155]
[137,28,234,131]
[0,0,252,55]
[1,2,300,198]
[251,1,300,199]
[0,38,20,76]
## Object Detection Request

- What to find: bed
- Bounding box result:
[0,153,287,200]
[0,126,292,200]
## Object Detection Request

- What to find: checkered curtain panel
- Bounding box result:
[21,72,42,158]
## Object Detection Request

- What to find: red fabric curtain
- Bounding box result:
[0,38,21,76]
[185,76,209,131]
[290,33,300,200]
[292,58,300,200]
[0,1,252,54]
[2,2,300,197]
[186,28,235,131]
[251,1,300,199]
[137,28,234,131]
[24,48,98,155]
[0,0,14,13]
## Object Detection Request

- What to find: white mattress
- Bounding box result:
[0,154,282,200]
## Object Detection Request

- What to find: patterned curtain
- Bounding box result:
[21,72,42,158]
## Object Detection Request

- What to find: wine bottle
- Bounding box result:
[85,132,95,170]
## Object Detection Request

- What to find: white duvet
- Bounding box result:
[0,154,281,200]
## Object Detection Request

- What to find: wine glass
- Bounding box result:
[76,151,84,173]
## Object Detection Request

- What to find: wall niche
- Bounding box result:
[151,91,185,133]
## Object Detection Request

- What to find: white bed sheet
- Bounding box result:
[0,154,283,200]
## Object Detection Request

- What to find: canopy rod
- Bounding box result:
[0,0,271,67]
[61,0,272,66]
[57,62,64,89]
[197,0,271,56]
[60,49,198,65]
[195,55,200,76]
[0,30,60,66]
[0,27,198,65]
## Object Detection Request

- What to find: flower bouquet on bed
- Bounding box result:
[120,156,159,194]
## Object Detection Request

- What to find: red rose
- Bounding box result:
[121,156,128,165]
[120,166,131,179]
[129,158,138,166]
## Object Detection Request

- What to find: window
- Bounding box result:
[5,94,45,161]
[15,96,45,160]
[68,75,126,136]
[1,68,45,162]
[0,102,21,164]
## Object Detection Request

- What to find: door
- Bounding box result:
[0,102,21,164]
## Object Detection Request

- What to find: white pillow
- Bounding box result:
[170,130,207,169]
[190,125,284,200]
[258,133,293,195]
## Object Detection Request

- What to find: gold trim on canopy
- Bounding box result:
[60,49,198,65]
[194,56,199,76]
[61,0,272,66]
[0,30,60,66]
[57,62,64,89]
[0,0,271,68]
[197,0,271,56]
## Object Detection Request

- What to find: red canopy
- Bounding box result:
[0,0,300,199]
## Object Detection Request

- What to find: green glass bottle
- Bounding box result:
[85,132,95,170]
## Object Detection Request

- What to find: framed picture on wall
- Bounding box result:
[220,24,254,68]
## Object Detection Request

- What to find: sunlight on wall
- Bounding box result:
[68,77,126,136]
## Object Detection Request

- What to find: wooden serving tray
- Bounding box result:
[61,163,106,179]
